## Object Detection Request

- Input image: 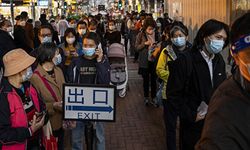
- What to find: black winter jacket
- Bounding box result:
[167,49,226,123]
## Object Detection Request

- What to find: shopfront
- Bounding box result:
[167,0,250,40]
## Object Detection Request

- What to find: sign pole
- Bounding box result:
[10,0,14,25]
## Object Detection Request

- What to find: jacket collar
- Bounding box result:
[191,49,220,65]
[0,77,30,93]
[36,64,61,89]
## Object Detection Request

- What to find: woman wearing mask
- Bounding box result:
[156,21,191,150]
[104,20,122,47]
[30,43,65,150]
[68,32,110,150]
[135,17,159,106]
[0,49,46,150]
[59,28,81,81]
[14,16,33,53]
[196,12,250,150]
[167,19,229,150]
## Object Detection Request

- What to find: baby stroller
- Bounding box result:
[107,43,128,98]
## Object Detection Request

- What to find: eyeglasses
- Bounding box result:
[40,34,52,38]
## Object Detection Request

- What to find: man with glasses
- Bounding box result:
[30,25,65,70]
[38,25,53,44]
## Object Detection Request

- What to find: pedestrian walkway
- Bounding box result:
[105,58,167,150]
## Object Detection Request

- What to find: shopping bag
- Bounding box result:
[43,121,58,150]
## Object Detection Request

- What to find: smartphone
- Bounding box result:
[36,111,46,118]
[70,50,75,55]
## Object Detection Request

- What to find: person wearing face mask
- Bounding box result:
[196,12,250,150]
[0,19,16,77]
[156,21,191,150]
[76,20,88,50]
[59,28,81,81]
[14,16,33,53]
[104,20,121,47]
[166,19,229,150]
[30,43,65,150]
[135,18,159,106]
[0,48,47,150]
[58,15,69,43]
[88,19,107,55]
[68,32,110,150]
[69,19,77,29]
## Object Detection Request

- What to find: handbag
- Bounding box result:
[43,121,58,150]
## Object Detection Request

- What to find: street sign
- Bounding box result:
[63,84,116,122]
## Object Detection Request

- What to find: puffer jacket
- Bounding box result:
[0,78,45,150]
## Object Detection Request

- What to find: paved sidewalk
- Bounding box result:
[105,58,166,150]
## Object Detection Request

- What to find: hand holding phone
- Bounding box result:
[96,48,103,62]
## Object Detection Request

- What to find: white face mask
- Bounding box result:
[7,27,13,32]
[66,37,75,44]
[157,23,161,27]
[79,29,86,35]
[69,24,76,28]
[22,67,33,82]
[89,29,96,33]
[19,21,26,27]
[109,25,116,31]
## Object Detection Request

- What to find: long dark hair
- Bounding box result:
[64,28,78,47]
[192,19,229,50]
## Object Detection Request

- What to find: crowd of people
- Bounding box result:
[0,9,250,150]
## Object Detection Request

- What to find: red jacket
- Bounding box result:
[0,79,43,150]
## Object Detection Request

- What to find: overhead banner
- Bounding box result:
[63,84,116,122]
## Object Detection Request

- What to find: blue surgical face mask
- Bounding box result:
[42,36,52,43]
[53,54,62,66]
[22,67,33,82]
[206,38,225,54]
[172,37,186,47]
[82,47,96,56]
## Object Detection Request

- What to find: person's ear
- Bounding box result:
[38,35,42,42]
[232,52,240,65]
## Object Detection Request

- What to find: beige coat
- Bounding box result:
[30,64,65,131]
